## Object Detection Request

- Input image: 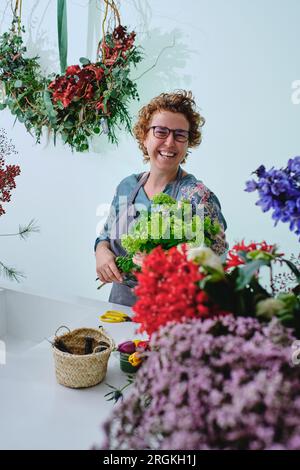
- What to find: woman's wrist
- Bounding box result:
[95,240,111,255]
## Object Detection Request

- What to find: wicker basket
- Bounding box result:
[52,326,115,389]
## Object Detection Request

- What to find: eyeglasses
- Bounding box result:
[148,126,190,143]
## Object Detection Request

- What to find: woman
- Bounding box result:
[94,90,228,306]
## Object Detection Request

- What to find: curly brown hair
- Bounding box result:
[132,90,205,164]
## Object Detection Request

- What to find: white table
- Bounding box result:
[0,299,143,450]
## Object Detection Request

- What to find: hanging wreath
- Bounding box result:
[0,0,143,152]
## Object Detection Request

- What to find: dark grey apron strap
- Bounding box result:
[109,282,137,307]
[108,172,150,307]
[128,172,149,206]
[131,166,183,205]
[170,166,183,199]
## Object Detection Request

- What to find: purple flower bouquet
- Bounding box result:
[245,156,300,238]
[102,316,300,450]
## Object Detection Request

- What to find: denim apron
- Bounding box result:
[108,167,184,307]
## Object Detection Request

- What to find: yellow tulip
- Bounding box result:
[128,352,142,367]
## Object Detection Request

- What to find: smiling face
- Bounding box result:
[143,110,190,172]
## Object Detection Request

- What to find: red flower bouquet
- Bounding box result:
[48,26,136,111]
[46,24,143,151]
[0,154,20,216]
[225,240,283,270]
[132,242,300,338]
[133,245,230,336]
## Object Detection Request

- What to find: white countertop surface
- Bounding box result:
[0,298,143,450]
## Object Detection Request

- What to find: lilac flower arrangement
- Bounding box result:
[245,156,300,238]
[101,316,300,450]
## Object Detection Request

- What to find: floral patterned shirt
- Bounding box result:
[94,171,228,256]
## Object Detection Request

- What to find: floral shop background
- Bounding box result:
[0,0,299,304]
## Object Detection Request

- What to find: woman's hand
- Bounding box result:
[132,251,147,267]
[95,242,123,284]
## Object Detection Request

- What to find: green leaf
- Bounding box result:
[61,132,68,143]
[293,284,300,296]
[235,259,268,291]
[282,258,300,284]
[0,104,6,110]
[111,66,120,77]
[63,120,74,129]
[57,0,68,73]
[279,314,294,324]
[43,89,57,125]
[203,279,236,312]
[80,143,89,151]
[79,57,90,65]
[56,100,65,110]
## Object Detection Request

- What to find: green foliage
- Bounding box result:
[0,260,25,282]
[276,292,300,329]
[104,375,135,404]
[198,249,300,337]
[121,193,220,255]
[0,22,50,143]
[116,255,140,274]
[0,220,40,282]
[151,193,176,206]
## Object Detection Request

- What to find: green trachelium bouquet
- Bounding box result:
[114,192,220,286]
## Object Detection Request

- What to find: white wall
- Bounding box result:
[0,0,299,304]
